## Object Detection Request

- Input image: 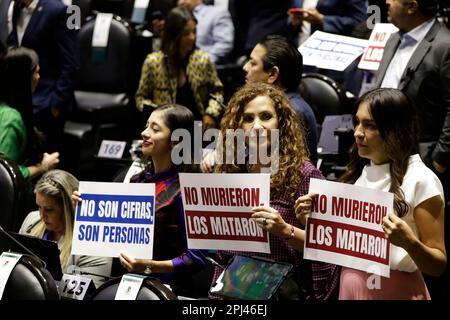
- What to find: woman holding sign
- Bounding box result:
[116,104,207,297]
[297,88,446,299]
[20,170,112,288]
[208,82,340,300]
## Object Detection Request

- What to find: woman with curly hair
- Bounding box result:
[208,82,340,300]
[297,88,446,299]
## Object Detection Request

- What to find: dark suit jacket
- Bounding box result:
[375,20,450,166]
[295,0,367,36]
[231,0,293,53]
[8,0,79,113]
[0,0,11,48]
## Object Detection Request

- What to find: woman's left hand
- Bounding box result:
[119,252,149,273]
[251,206,291,238]
[382,213,416,248]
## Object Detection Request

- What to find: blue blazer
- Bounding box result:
[8,0,79,113]
[296,0,367,36]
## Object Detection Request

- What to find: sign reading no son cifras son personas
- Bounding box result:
[71,182,155,259]
[304,178,394,277]
[179,173,271,254]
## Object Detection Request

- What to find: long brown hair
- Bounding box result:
[215,82,309,202]
[161,6,196,78]
[339,88,420,217]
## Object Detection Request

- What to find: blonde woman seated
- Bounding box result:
[19,169,112,288]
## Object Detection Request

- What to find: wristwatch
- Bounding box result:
[144,263,152,275]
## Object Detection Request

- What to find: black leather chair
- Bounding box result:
[1,255,60,300]
[64,13,132,177]
[90,275,178,300]
[0,154,26,232]
[74,14,131,126]
[300,73,350,125]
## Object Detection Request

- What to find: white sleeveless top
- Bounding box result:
[354,154,444,272]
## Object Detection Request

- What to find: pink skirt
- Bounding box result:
[339,267,431,300]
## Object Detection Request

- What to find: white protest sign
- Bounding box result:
[71,182,155,259]
[358,23,399,71]
[115,274,145,300]
[179,173,271,253]
[299,31,369,71]
[303,179,393,277]
[0,252,22,299]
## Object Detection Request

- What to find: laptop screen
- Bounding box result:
[0,231,63,281]
[210,255,292,300]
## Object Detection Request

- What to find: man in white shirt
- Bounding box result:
[178,0,234,64]
[375,0,450,301]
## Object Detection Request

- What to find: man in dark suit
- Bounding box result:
[6,0,79,155]
[0,0,12,48]
[375,0,450,300]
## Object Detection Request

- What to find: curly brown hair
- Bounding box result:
[215,82,309,201]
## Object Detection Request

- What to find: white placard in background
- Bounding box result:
[358,23,399,71]
[299,31,369,71]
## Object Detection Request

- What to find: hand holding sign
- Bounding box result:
[251,206,292,240]
[119,253,148,273]
[72,190,82,207]
[382,213,415,248]
[294,193,316,225]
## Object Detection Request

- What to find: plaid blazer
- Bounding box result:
[135,49,224,121]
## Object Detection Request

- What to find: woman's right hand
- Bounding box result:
[294,193,315,225]
[200,150,217,173]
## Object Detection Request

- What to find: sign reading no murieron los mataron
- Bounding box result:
[304,179,393,277]
[358,23,399,71]
[71,182,155,259]
[179,173,271,253]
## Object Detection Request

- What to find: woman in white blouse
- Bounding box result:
[296,88,446,299]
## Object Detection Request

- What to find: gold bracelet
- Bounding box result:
[285,224,295,241]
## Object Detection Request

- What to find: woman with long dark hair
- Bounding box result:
[297,88,446,299]
[0,47,59,179]
[74,104,207,297]
[135,6,224,130]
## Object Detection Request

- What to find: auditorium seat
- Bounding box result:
[1,255,60,300]
[0,154,26,232]
[90,275,178,300]
[64,13,133,178]
[299,73,350,125]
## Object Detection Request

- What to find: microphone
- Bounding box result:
[0,225,47,269]
[206,256,225,270]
